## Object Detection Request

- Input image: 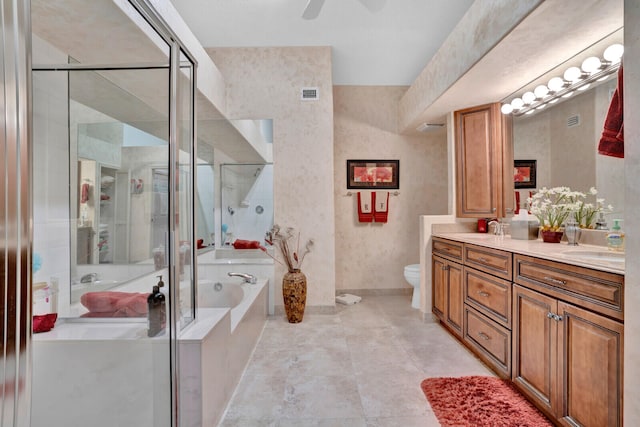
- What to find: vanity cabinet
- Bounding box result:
[432,238,464,338]
[454,102,514,218]
[513,255,624,426]
[461,244,513,378]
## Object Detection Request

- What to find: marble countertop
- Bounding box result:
[433,232,625,275]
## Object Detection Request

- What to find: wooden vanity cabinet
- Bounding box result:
[432,238,464,337]
[513,255,624,426]
[454,102,514,218]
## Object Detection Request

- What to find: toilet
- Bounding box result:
[404,264,421,309]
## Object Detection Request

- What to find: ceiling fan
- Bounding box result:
[302,0,386,20]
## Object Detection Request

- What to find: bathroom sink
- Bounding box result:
[561,250,625,264]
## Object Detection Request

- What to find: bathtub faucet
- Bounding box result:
[80,273,98,283]
[227,272,257,284]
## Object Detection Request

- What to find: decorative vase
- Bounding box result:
[282,269,307,323]
[564,220,581,246]
[541,229,564,243]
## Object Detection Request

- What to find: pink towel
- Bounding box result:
[357,192,374,222]
[232,239,261,249]
[598,64,624,158]
[80,292,149,317]
[374,191,389,223]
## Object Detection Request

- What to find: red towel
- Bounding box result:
[80,182,90,204]
[232,239,261,249]
[373,191,389,223]
[80,292,149,317]
[598,64,624,158]
[357,192,374,222]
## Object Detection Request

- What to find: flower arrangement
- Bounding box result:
[528,186,613,231]
[263,225,314,272]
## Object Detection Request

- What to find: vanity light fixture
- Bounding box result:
[501,43,623,116]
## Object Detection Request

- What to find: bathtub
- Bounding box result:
[197,248,275,315]
[32,277,268,427]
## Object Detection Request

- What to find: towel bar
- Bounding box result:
[345,191,399,197]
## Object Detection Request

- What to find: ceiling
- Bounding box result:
[169,0,474,86]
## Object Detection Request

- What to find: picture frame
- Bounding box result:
[347,159,400,190]
[514,160,536,189]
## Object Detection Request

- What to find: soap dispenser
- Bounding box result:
[606,219,625,252]
[147,275,166,337]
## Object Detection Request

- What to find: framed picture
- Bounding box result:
[514,160,536,189]
[347,159,400,190]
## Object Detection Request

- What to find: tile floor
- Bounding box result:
[219,295,494,426]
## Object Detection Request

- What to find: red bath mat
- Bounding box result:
[421,376,553,427]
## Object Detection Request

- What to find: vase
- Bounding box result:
[541,229,563,243]
[564,220,581,246]
[282,269,307,323]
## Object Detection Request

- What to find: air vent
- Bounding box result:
[301,87,319,101]
[567,114,581,128]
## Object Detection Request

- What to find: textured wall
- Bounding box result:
[333,86,448,291]
[207,47,337,308]
[624,0,640,422]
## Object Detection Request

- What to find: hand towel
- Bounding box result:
[80,292,149,316]
[374,191,389,223]
[357,191,374,222]
[515,191,521,214]
[598,64,624,158]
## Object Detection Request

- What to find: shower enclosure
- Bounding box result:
[28,0,196,426]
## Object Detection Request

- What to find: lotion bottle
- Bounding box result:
[147,276,166,337]
[606,219,625,252]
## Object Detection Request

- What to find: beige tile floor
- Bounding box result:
[219,295,494,426]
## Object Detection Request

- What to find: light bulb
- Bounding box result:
[511,98,524,109]
[604,44,624,64]
[522,91,536,105]
[578,83,591,91]
[534,85,549,99]
[500,103,513,114]
[581,56,602,73]
[563,66,583,82]
[548,76,565,92]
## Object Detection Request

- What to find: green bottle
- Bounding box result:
[606,219,625,252]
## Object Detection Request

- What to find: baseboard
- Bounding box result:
[336,288,412,296]
[273,305,337,316]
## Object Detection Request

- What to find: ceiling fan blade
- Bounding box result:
[357,0,386,13]
[302,0,326,20]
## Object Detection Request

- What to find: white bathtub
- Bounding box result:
[32,278,268,427]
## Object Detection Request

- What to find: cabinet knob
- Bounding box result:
[478,332,491,341]
[477,291,490,298]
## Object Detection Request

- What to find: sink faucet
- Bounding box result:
[488,219,504,236]
[80,273,98,283]
[227,272,257,284]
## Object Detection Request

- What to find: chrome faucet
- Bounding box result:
[227,272,257,284]
[80,273,98,283]
[488,219,504,236]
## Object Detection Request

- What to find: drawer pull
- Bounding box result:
[543,276,567,286]
[478,257,489,263]
[478,332,491,341]
[477,291,490,297]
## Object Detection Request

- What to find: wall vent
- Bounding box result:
[301,87,319,101]
[567,114,581,128]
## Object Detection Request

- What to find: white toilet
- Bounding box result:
[404,264,421,309]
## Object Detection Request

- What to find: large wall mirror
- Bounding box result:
[511,29,624,225]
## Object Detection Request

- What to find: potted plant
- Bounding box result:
[263,225,314,323]
[528,187,577,243]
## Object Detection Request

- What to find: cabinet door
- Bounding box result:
[512,285,558,418]
[557,302,623,427]
[454,102,513,218]
[445,261,463,337]
[432,256,446,320]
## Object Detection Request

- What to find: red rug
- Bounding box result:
[421,376,553,427]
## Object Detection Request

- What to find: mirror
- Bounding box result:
[220,164,274,245]
[511,32,624,225]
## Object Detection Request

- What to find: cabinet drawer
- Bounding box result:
[514,254,624,321]
[464,267,512,329]
[464,306,511,378]
[464,243,512,281]
[432,237,463,262]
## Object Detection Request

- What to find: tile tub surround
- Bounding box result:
[32,280,268,427]
[218,295,493,426]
